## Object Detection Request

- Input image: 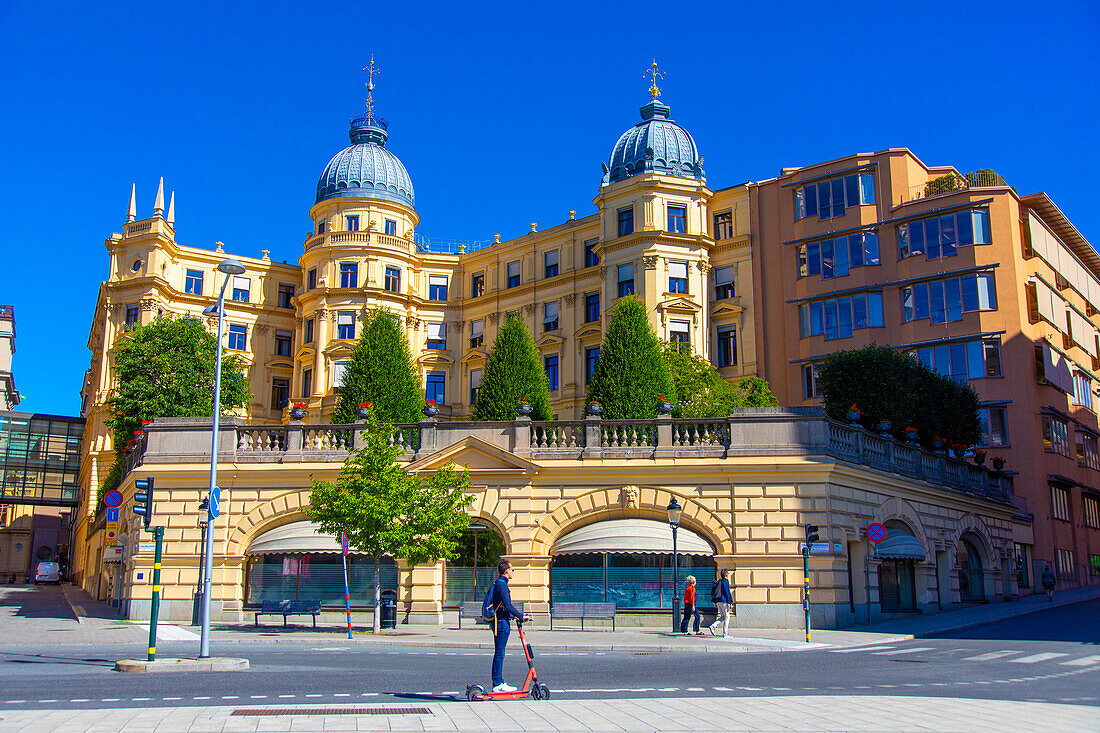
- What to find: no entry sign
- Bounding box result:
[867,523,887,543]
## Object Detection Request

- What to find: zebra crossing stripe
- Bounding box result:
[830,645,896,653]
[963,651,1022,662]
[1009,653,1069,664]
[872,647,934,655]
[1060,655,1100,667]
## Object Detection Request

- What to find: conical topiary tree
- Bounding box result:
[473,313,553,420]
[333,309,423,424]
[588,296,676,419]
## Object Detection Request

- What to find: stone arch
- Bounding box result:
[870,497,936,562]
[463,512,512,557]
[530,486,732,557]
[946,513,1001,572]
[225,490,312,557]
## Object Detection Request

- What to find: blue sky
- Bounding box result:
[2,1,1097,416]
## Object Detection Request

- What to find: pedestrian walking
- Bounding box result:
[708,568,733,637]
[680,575,702,635]
[1041,563,1056,602]
[486,559,530,692]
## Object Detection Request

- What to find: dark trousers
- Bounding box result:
[680,603,700,633]
[491,619,510,686]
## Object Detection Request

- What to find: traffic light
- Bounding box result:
[133,477,155,529]
[805,523,820,546]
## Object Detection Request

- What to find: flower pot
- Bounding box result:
[422,404,439,418]
[586,402,603,416]
[516,402,534,417]
[656,401,674,415]
[992,458,1005,471]
[355,406,371,419]
[973,453,986,465]
[847,411,861,425]
[933,439,944,451]
[877,420,891,435]
[905,430,918,443]
[289,408,306,421]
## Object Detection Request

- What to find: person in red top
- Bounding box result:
[680,575,702,634]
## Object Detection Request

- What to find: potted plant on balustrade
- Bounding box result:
[847,404,862,426]
[951,442,968,459]
[656,396,674,415]
[904,426,919,444]
[516,397,534,417]
[422,399,439,418]
[586,399,603,416]
[289,402,307,421]
[355,401,373,420]
[876,418,892,436]
[972,448,987,466]
[932,435,945,452]
[991,455,1006,471]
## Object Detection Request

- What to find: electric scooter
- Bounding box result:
[466,620,550,701]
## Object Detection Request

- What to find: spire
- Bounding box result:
[153,177,165,218]
[126,184,137,222]
[644,59,665,100]
[166,191,175,225]
[362,55,380,123]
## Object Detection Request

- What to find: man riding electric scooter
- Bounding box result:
[488,559,530,692]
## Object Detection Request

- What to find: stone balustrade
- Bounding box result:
[133,408,1012,503]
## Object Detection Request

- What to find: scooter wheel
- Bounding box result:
[537,684,550,700]
[466,685,484,701]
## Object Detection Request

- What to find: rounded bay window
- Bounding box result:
[245,521,397,607]
[550,519,715,610]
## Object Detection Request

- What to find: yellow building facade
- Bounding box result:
[70,87,1023,629]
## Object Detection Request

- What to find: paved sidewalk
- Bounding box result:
[1,696,1096,732]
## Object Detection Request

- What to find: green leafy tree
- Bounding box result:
[102,316,251,503]
[817,345,982,448]
[661,345,777,417]
[473,313,553,420]
[334,309,422,424]
[307,415,474,632]
[588,297,676,418]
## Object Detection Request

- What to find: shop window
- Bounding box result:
[246,552,397,606]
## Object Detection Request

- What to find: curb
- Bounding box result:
[59,584,85,624]
[114,657,250,673]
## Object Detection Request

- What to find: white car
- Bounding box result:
[34,561,60,585]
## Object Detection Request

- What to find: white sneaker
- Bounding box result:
[492,683,517,693]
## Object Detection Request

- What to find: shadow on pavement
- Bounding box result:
[0,586,77,621]
[389,692,461,701]
[1,653,115,667]
[927,597,1100,644]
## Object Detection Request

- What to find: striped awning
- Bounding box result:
[247,521,363,556]
[875,530,926,560]
[553,519,713,556]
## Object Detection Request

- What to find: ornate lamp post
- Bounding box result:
[666,497,683,632]
[198,258,246,658]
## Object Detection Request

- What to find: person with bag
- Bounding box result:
[680,575,702,635]
[1041,563,1057,602]
[708,568,733,637]
[483,558,530,692]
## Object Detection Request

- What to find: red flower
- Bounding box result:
[140,419,153,425]
[357,402,373,409]
[427,399,435,405]
[291,402,307,409]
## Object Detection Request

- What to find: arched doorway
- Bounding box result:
[444,523,506,607]
[550,519,716,610]
[877,520,924,612]
[957,536,985,603]
[245,520,397,606]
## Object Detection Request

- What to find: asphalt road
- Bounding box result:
[0,600,1097,711]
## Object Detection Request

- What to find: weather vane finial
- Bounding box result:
[362,55,380,121]
[644,59,665,100]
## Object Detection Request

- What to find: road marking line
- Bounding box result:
[872,647,935,656]
[686,687,705,692]
[736,687,763,691]
[963,651,1021,662]
[5,700,25,704]
[658,687,678,692]
[361,693,379,696]
[1062,655,1100,667]
[70,699,91,703]
[102,698,121,702]
[220,696,239,700]
[193,696,211,700]
[39,699,58,703]
[164,697,181,701]
[333,693,350,697]
[1010,653,1069,664]
[713,686,733,691]
[278,694,295,698]
[249,696,266,699]
[305,694,322,698]
[442,691,460,695]
[830,645,895,653]
[132,697,151,701]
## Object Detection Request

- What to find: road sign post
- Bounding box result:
[865,523,887,626]
[147,525,164,662]
[341,532,352,640]
[803,524,819,642]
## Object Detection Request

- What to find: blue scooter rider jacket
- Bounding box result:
[491,576,524,633]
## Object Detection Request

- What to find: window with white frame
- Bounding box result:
[469,368,483,405]
[331,360,349,388]
[426,322,447,350]
[1051,485,1071,521]
[336,311,355,340]
[469,319,484,348]
[901,272,997,324]
[228,324,247,351]
[544,250,559,279]
[794,171,875,220]
[668,261,688,294]
[715,266,735,300]
[979,406,1009,447]
[799,292,884,340]
[798,233,880,279]
[507,261,521,288]
[1083,495,1100,528]
[1077,432,1100,470]
[898,209,991,260]
[716,326,737,367]
[185,269,203,295]
[1043,414,1072,457]
[1073,371,1095,411]
[232,276,250,303]
[428,275,448,301]
[713,210,733,240]
[1055,548,1075,580]
[669,320,690,353]
[543,302,559,332]
[909,338,1002,383]
[384,266,401,292]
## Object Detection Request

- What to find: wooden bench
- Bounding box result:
[254,599,322,628]
[457,600,524,628]
[550,601,616,630]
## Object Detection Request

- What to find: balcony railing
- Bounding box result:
[904,170,1010,203]
[131,409,1012,504]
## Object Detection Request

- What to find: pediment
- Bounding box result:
[461,348,488,364]
[265,358,295,370]
[711,301,744,318]
[407,435,539,475]
[323,343,356,358]
[417,352,456,366]
[573,324,602,342]
[657,296,703,314]
[535,332,566,350]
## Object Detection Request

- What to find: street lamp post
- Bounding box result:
[192,500,209,626]
[199,258,246,658]
[666,498,682,632]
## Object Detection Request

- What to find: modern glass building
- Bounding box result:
[0,412,84,507]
